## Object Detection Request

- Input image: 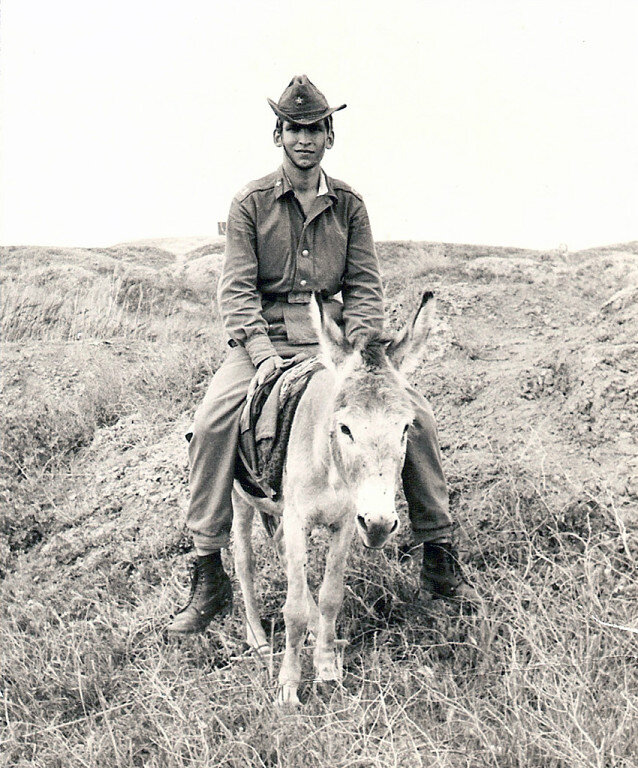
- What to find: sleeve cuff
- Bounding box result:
[245,334,278,367]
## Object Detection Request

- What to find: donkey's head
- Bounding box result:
[311,291,436,549]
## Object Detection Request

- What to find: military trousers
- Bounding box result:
[185,341,453,555]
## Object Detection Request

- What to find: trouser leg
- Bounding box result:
[186,346,256,554]
[185,341,320,555]
[402,387,453,544]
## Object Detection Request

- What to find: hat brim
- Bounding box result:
[267,98,346,125]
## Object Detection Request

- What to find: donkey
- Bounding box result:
[232,290,436,705]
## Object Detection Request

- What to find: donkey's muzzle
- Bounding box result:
[356,515,399,549]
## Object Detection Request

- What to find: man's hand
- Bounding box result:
[248,355,284,399]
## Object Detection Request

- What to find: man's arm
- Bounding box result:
[218,195,279,367]
[341,198,385,342]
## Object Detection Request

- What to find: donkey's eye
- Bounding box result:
[340,424,353,440]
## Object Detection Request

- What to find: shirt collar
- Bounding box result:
[274,166,337,201]
[317,170,329,197]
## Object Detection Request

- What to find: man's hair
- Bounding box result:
[275,115,333,134]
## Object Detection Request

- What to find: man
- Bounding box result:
[167,75,472,634]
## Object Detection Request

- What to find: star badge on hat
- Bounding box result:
[268,75,346,125]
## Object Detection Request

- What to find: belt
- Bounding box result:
[263,291,316,305]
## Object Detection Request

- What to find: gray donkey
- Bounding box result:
[232,291,435,705]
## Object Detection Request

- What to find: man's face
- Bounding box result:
[274,120,334,170]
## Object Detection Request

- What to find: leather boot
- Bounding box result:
[421,542,478,602]
[167,553,233,634]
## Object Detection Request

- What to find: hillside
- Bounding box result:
[1,239,637,767]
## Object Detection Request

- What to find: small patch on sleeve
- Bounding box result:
[235,185,251,202]
[332,178,364,201]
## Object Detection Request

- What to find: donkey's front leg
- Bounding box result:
[232,490,270,655]
[314,518,354,682]
[277,514,309,706]
[275,526,319,640]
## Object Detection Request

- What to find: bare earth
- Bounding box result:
[1,239,636,767]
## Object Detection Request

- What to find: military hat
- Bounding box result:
[267,75,346,125]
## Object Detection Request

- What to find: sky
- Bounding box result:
[1,0,636,250]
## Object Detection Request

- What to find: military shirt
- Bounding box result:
[218,166,385,367]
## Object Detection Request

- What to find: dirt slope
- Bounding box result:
[1,240,636,767]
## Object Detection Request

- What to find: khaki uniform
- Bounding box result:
[186,167,452,554]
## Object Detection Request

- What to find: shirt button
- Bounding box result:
[300,279,307,287]
[301,249,309,257]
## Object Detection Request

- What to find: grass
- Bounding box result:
[0,246,216,343]
[0,340,222,576]
[2,452,635,766]
[0,240,636,767]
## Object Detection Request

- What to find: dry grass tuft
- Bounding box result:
[1,240,636,767]
[1,245,217,343]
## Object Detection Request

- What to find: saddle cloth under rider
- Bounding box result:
[235,355,324,508]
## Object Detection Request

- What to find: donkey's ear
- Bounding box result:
[310,292,352,370]
[386,290,436,373]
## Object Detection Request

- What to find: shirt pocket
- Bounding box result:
[257,209,295,284]
[315,217,348,291]
[258,248,293,284]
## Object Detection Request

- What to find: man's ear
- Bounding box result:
[310,292,352,370]
[386,290,435,373]
[273,128,283,147]
[325,130,334,149]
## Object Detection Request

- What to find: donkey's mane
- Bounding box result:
[355,331,394,372]
[334,331,411,416]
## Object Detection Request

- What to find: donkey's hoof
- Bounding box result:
[276,684,301,707]
[314,647,344,684]
[314,663,342,683]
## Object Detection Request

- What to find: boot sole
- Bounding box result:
[420,582,479,605]
[166,600,233,635]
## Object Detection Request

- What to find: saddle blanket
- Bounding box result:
[235,355,324,503]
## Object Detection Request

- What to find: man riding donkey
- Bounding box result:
[167,75,475,635]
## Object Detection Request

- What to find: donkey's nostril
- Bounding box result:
[357,515,368,531]
[390,519,399,534]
